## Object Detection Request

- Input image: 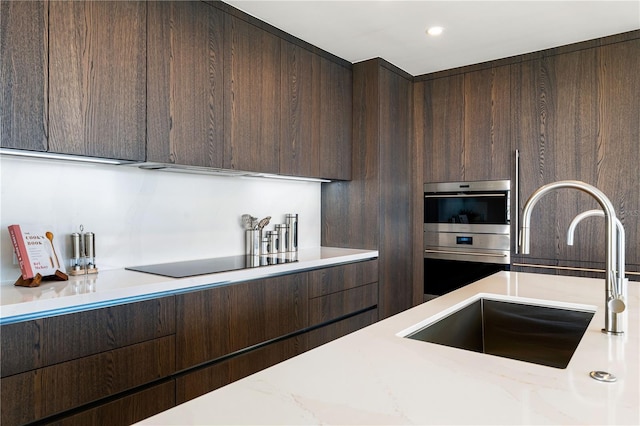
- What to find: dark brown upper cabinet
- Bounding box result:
[419,74,464,183]
[48,1,146,161]
[0,1,48,151]
[280,40,321,178]
[223,14,281,174]
[419,66,511,183]
[279,40,353,180]
[512,39,640,268]
[147,1,225,168]
[319,57,353,180]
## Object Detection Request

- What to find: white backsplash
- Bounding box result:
[0,156,321,281]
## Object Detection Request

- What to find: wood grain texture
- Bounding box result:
[279,40,321,177]
[175,333,300,405]
[48,1,145,160]
[53,380,175,426]
[307,259,378,298]
[596,39,640,269]
[319,56,353,180]
[224,14,280,173]
[322,60,379,249]
[412,82,426,306]
[175,274,308,371]
[42,296,175,366]
[464,65,512,181]
[308,282,378,325]
[421,74,465,182]
[513,47,611,264]
[0,370,41,426]
[0,319,43,377]
[147,1,224,167]
[378,66,415,318]
[41,336,175,419]
[0,0,48,151]
[303,308,378,350]
[322,59,414,319]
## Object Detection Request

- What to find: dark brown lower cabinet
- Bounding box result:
[175,308,377,405]
[309,282,378,325]
[175,333,302,404]
[0,260,379,425]
[45,380,176,426]
[1,337,175,426]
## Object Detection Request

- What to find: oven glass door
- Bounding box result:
[424,258,509,297]
[425,193,508,225]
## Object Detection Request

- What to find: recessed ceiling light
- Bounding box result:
[427,26,444,36]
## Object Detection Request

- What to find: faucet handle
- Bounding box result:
[608,297,625,314]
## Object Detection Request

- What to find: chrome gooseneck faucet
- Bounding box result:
[520,180,626,335]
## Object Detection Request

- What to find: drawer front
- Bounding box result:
[1,319,43,377]
[42,335,175,417]
[176,274,308,371]
[0,370,39,426]
[308,259,378,298]
[1,336,175,424]
[309,282,378,326]
[304,308,378,351]
[43,296,175,366]
[175,333,301,405]
[48,380,176,426]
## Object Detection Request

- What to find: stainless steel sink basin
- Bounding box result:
[403,296,595,368]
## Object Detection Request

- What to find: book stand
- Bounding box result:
[15,270,69,288]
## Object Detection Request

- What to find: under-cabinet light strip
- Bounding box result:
[0,148,129,165]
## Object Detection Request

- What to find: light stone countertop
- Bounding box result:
[138,271,639,425]
[0,247,378,324]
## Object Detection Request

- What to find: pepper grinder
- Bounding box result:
[69,225,99,276]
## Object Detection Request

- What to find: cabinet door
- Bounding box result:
[176,274,308,371]
[48,1,145,161]
[420,75,465,182]
[463,66,511,181]
[512,40,639,269]
[280,41,321,178]
[319,57,353,180]
[0,0,48,151]
[224,15,280,173]
[147,1,224,168]
[513,49,600,263]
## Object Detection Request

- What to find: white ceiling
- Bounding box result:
[224,0,640,76]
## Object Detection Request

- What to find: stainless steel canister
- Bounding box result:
[285,214,298,252]
[275,224,288,253]
[245,229,260,256]
[266,230,279,254]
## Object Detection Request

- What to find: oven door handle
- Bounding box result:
[424,193,505,198]
[424,249,509,258]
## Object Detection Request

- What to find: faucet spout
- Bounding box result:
[519,180,625,335]
[567,209,626,299]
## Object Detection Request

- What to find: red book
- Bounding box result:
[8,225,65,280]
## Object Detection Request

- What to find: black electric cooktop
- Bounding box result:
[126,254,297,278]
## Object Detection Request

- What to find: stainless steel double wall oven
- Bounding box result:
[424,180,511,298]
